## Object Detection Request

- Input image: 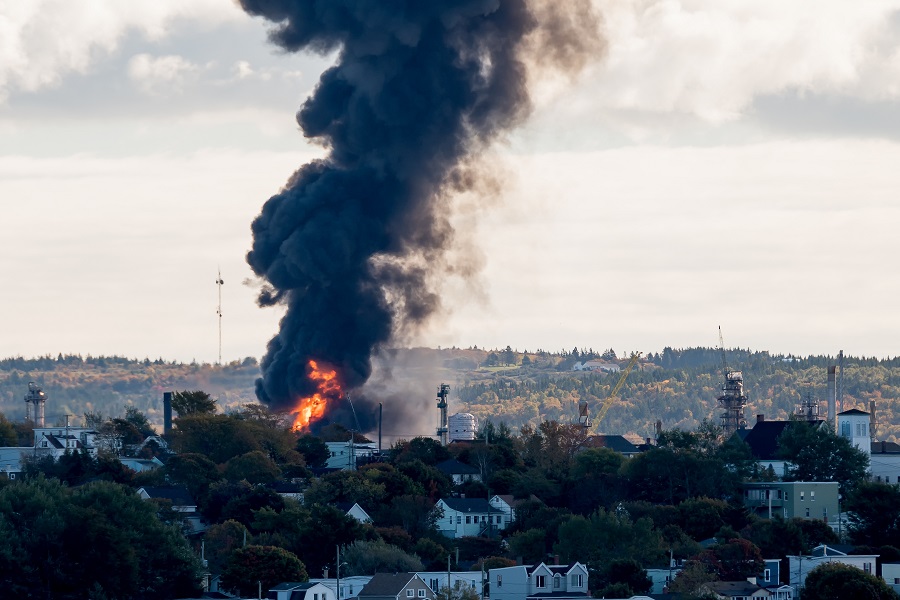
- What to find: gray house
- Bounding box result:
[358,573,435,600]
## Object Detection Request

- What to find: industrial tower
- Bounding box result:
[25,382,46,427]
[717,328,747,437]
[436,383,450,446]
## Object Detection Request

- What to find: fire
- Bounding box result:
[291,359,341,432]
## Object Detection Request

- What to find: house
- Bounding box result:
[309,576,373,600]
[336,501,373,524]
[0,447,30,479]
[870,440,900,484]
[572,361,620,372]
[358,573,435,600]
[837,408,871,454]
[435,459,481,484]
[435,498,506,538]
[489,495,537,527]
[33,425,102,458]
[270,581,335,600]
[698,580,769,599]
[417,571,484,598]
[271,481,305,501]
[742,481,839,523]
[119,456,164,473]
[490,562,589,600]
[882,562,900,594]
[580,434,640,457]
[737,416,812,478]
[787,544,878,593]
[136,485,205,534]
[646,568,681,594]
[326,441,377,470]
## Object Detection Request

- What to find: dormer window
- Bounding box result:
[535,575,545,588]
[553,575,561,589]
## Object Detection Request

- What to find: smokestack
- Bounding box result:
[163,392,172,437]
[827,366,836,430]
[238,0,601,421]
[870,400,877,440]
[378,402,383,455]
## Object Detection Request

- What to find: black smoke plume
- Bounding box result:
[240,0,600,415]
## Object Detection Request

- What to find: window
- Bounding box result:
[800,491,805,501]
[570,574,583,587]
[806,508,810,517]
[465,516,471,524]
[314,594,319,600]
[893,578,899,584]
[418,590,426,597]
[497,576,502,588]
[535,576,545,588]
[407,591,414,598]
[811,491,816,501]
[457,516,461,524]
[764,569,771,582]
[864,563,873,574]
[41,441,48,448]
[430,580,439,591]
[8,473,14,480]
[553,575,561,589]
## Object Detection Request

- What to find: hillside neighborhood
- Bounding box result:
[1,374,900,600]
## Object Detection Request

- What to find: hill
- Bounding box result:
[0,348,898,442]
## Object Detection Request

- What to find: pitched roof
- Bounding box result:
[272,582,314,591]
[435,459,480,475]
[872,440,900,454]
[359,573,416,597]
[581,434,639,454]
[838,408,869,416]
[137,486,196,506]
[741,420,816,460]
[702,580,763,596]
[440,497,502,514]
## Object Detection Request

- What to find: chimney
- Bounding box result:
[870,400,877,440]
[827,366,837,430]
[163,392,173,437]
[756,414,765,424]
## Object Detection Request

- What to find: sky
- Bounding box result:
[3,0,900,364]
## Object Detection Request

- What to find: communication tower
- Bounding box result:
[436,383,450,446]
[25,382,46,427]
[215,268,224,365]
[717,327,747,437]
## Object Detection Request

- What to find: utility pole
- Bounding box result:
[336,545,341,600]
[216,269,224,365]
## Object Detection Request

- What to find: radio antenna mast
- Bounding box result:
[216,268,224,365]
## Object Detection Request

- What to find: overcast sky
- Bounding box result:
[3,0,900,364]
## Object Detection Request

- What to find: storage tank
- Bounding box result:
[449,413,477,441]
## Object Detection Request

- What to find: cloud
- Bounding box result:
[128,53,200,95]
[0,0,244,101]
[550,1,900,126]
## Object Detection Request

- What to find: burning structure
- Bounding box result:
[238,0,600,430]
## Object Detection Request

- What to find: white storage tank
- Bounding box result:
[449,412,477,441]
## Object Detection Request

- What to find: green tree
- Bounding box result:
[436,584,481,600]
[223,450,282,485]
[221,545,307,597]
[0,413,18,446]
[554,508,664,568]
[204,520,250,573]
[296,434,330,468]
[776,421,869,494]
[592,558,652,597]
[802,562,900,600]
[845,481,900,547]
[125,406,156,437]
[171,390,218,417]
[341,539,424,575]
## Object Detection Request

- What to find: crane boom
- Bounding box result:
[588,352,641,435]
[718,325,728,377]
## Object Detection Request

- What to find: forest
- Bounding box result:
[0,347,897,442]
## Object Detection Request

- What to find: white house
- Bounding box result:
[270,581,335,600]
[136,486,206,534]
[336,501,373,524]
[572,361,620,372]
[882,562,900,594]
[33,426,101,458]
[326,441,377,470]
[417,571,484,599]
[435,498,506,538]
[837,409,871,455]
[309,576,373,600]
[490,562,589,600]
[435,459,481,485]
[787,545,878,593]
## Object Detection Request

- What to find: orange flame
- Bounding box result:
[291,359,341,432]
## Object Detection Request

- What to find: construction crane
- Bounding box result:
[581,352,642,435]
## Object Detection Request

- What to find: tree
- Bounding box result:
[204,520,249,573]
[171,390,217,417]
[223,451,282,485]
[124,406,156,437]
[297,434,330,468]
[341,540,424,575]
[845,481,900,547]
[776,420,869,494]
[0,477,201,599]
[0,413,18,446]
[221,545,307,597]
[593,558,652,597]
[436,584,481,600]
[802,562,900,600]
